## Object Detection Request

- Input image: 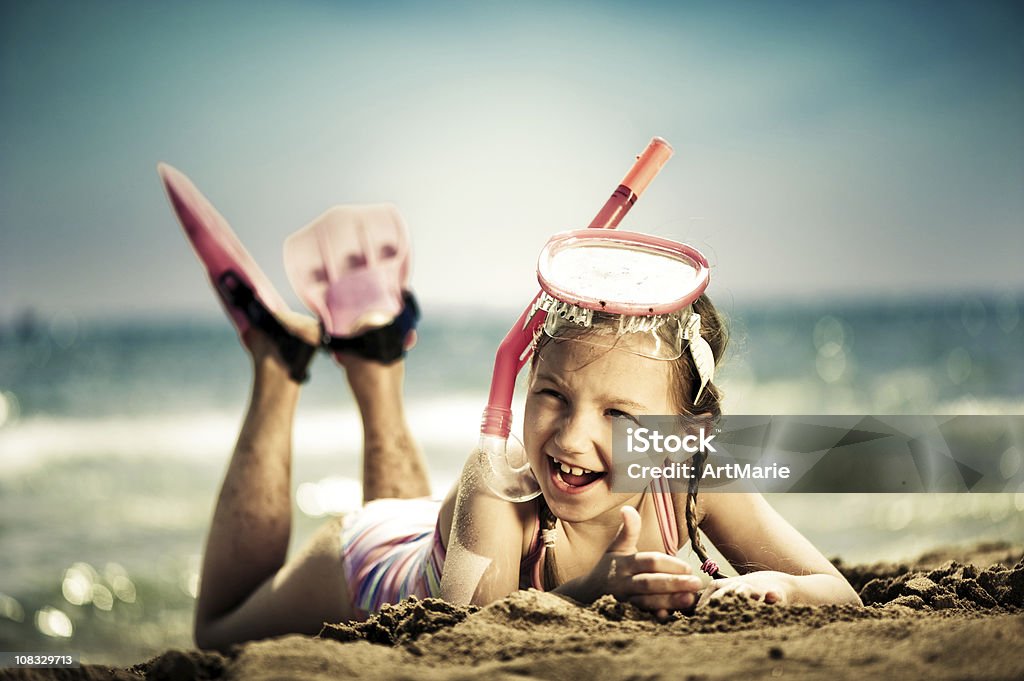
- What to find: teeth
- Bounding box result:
[553,457,597,477]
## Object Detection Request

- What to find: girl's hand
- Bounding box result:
[583,506,703,619]
[696,572,792,608]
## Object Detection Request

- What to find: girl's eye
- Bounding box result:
[538,388,566,403]
[607,409,639,424]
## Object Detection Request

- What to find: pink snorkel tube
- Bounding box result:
[480,137,674,501]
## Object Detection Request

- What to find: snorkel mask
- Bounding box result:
[535,229,713,387]
[478,138,715,502]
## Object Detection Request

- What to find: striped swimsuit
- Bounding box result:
[340,476,680,618]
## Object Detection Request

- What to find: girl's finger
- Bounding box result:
[630,552,693,575]
[628,591,696,612]
[708,582,761,602]
[695,580,723,610]
[628,573,704,594]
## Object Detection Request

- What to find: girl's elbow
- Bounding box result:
[833,577,862,606]
[193,618,224,652]
[193,614,244,653]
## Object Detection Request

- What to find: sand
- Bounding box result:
[3,543,1022,681]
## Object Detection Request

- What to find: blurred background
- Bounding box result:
[1,0,1022,666]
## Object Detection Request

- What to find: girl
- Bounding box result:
[158,165,860,652]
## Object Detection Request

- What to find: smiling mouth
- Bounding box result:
[548,456,607,492]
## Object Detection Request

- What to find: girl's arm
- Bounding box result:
[699,492,861,606]
[439,452,531,606]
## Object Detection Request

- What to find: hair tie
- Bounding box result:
[701,559,719,576]
[541,528,558,548]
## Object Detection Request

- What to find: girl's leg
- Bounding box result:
[193,324,341,648]
[339,353,431,502]
[194,322,430,650]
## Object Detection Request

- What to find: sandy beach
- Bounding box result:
[3,1,1022,679]
[4,542,1021,681]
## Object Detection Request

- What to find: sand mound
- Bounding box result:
[4,544,1022,681]
[857,558,1024,611]
[836,542,1024,612]
[320,598,479,646]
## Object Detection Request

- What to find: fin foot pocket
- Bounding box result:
[324,292,420,364]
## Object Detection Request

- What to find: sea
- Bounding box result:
[1,294,1022,665]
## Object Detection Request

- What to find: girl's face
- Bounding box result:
[524,335,678,525]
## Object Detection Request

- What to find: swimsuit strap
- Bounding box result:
[527,482,680,592]
[527,512,545,590]
[648,475,680,555]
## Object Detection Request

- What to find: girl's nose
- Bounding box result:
[553,410,599,457]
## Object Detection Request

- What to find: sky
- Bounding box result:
[1,0,1022,323]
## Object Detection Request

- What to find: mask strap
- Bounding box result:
[683,312,715,403]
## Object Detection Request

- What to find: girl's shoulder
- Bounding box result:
[436,464,541,559]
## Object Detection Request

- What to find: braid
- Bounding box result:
[538,497,560,591]
[686,451,722,578]
[677,296,727,578]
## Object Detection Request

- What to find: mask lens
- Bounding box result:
[538,230,709,315]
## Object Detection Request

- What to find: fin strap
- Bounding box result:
[325,292,420,364]
[217,271,317,383]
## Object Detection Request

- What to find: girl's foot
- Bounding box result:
[245,309,322,376]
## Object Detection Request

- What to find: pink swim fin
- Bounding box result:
[284,204,419,364]
[158,162,316,381]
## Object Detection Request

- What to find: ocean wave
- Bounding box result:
[0,394,516,477]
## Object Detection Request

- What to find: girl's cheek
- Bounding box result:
[525,396,552,427]
[524,407,558,459]
[522,401,543,449]
[524,394,541,422]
